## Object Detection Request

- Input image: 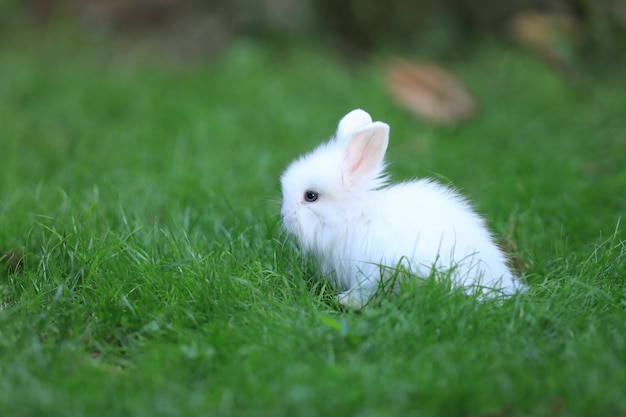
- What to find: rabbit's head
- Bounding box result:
[280,109,390,253]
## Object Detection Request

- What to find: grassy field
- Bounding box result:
[1,28,625,417]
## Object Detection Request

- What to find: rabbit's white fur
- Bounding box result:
[281,109,523,308]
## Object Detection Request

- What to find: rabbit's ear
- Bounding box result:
[336,109,373,140]
[342,122,389,187]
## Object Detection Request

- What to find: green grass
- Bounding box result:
[1,29,625,417]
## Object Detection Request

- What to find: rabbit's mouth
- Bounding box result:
[279,209,298,235]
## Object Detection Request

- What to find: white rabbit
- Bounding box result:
[280,109,524,308]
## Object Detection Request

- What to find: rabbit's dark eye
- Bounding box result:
[304,191,319,202]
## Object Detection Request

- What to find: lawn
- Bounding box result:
[1,28,625,417]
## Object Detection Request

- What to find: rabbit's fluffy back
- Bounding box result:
[313,179,517,295]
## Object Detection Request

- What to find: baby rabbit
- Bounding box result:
[281,109,523,308]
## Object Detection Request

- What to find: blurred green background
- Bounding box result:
[3,0,625,66]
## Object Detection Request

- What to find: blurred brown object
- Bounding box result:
[385,59,477,125]
[511,11,577,48]
[0,249,24,274]
[510,11,579,78]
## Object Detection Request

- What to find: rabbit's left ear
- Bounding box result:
[336,109,373,140]
[342,122,389,187]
